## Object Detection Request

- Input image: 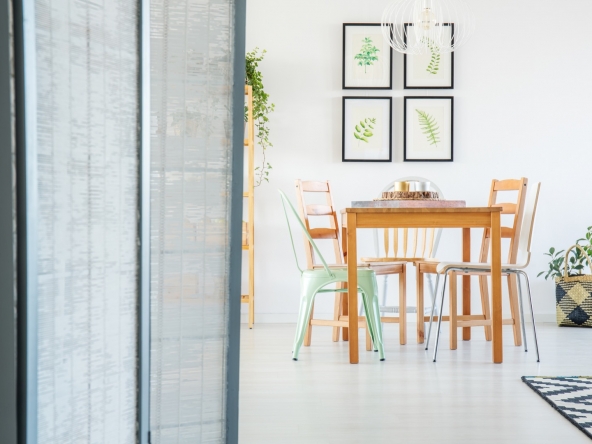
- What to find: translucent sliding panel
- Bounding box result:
[150,0,235,442]
[34,0,139,442]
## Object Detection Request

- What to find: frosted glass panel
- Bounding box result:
[149,0,235,442]
[34,0,139,442]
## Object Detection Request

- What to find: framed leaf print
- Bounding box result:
[404,96,453,161]
[343,23,393,90]
[404,23,454,89]
[342,97,392,162]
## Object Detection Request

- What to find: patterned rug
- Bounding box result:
[522,376,592,440]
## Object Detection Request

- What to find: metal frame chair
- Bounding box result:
[427,182,541,362]
[279,190,385,361]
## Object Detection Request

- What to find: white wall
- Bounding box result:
[243,0,592,324]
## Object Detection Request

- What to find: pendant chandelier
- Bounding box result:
[381,0,474,55]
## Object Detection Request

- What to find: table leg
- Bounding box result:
[490,211,503,363]
[341,221,349,341]
[462,228,471,341]
[347,212,359,364]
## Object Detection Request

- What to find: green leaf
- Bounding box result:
[416,109,440,146]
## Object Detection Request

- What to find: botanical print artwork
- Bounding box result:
[343,24,392,89]
[343,97,392,161]
[404,24,453,89]
[354,117,377,145]
[354,37,379,74]
[404,96,453,161]
[416,110,440,146]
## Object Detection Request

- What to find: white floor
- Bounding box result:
[239,322,591,443]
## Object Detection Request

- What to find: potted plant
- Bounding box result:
[538,226,592,280]
[539,226,592,328]
[245,48,275,186]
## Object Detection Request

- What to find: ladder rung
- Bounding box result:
[244,139,250,146]
[243,192,249,197]
[242,245,249,250]
[241,294,250,302]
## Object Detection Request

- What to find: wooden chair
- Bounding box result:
[414,178,528,346]
[294,180,406,347]
[360,177,444,345]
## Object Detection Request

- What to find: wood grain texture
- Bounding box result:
[490,210,503,363]
[346,212,359,363]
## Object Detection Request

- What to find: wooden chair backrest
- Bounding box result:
[379,227,438,261]
[373,177,444,262]
[294,180,342,268]
[480,178,528,264]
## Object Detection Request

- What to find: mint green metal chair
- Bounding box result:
[279,190,385,361]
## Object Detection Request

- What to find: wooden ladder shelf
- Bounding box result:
[242,85,255,328]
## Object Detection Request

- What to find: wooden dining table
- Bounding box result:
[340,204,504,364]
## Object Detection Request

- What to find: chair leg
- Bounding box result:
[332,286,342,342]
[479,275,493,341]
[359,286,377,350]
[358,276,385,361]
[515,272,528,353]
[425,273,440,351]
[520,271,540,362]
[341,291,349,341]
[292,278,323,361]
[449,272,458,351]
[416,269,425,344]
[399,270,407,345]
[433,272,448,362]
[507,274,523,347]
[381,275,389,315]
[303,304,314,347]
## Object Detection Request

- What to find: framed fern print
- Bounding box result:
[403,23,454,89]
[343,24,393,90]
[404,96,453,161]
[342,97,392,162]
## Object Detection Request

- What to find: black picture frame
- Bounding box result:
[404,96,453,162]
[342,96,392,162]
[342,23,393,90]
[403,23,454,89]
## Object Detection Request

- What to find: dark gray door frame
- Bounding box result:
[227,0,247,442]
[0,1,18,443]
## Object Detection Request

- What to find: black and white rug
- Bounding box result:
[522,376,592,440]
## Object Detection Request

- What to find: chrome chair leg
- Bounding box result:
[433,272,449,362]
[520,270,540,362]
[425,273,440,351]
[515,271,529,353]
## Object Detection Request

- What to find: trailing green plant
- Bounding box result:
[538,226,592,280]
[422,38,441,75]
[354,37,380,74]
[353,117,376,145]
[416,109,440,147]
[245,48,275,186]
